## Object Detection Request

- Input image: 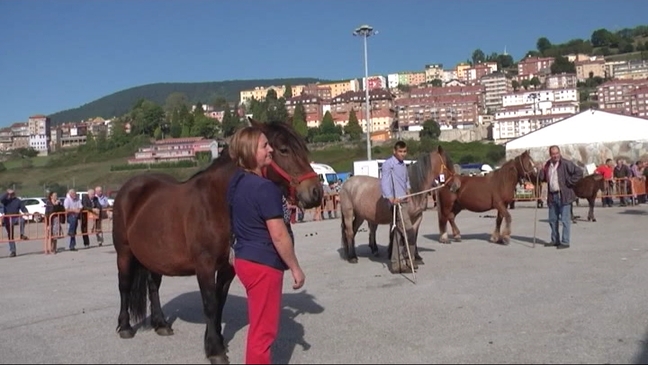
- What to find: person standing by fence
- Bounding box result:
[63,189,83,251]
[594,159,614,207]
[0,189,29,257]
[44,191,65,254]
[94,186,109,245]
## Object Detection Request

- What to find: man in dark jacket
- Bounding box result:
[536,145,583,249]
[0,189,29,257]
[81,188,101,248]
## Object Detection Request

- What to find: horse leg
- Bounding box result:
[116,247,136,339]
[498,203,513,245]
[490,211,503,244]
[197,265,229,364]
[449,206,462,242]
[215,265,236,354]
[437,203,451,244]
[148,273,173,336]
[587,197,596,222]
[340,211,356,263]
[367,221,380,257]
[410,214,424,265]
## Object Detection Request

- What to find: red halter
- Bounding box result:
[262,160,318,203]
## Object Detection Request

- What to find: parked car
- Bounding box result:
[20,197,47,223]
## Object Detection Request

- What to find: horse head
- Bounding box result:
[249,117,323,209]
[435,145,461,193]
[514,150,537,182]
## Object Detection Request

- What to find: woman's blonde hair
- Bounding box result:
[229,126,264,170]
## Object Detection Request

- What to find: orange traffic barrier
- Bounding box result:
[46,209,113,247]
[0,213,48,244]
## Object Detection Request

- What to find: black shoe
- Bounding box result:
[544,242,558,247]
[557,244,570,250]
[9,252,16,257]
[20,235,28,240]
[69,247,77,252]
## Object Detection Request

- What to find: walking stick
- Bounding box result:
[396,202,417,284]
[532,173,540,248]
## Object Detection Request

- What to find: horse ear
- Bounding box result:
[247,117,262,128]
[436,145,444,154]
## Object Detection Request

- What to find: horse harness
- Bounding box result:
[262,160,318,204]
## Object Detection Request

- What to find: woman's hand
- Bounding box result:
[291,266,305,290]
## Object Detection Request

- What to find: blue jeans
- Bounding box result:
[548,192,571,245]
[67,214,79,249]
[2,216,26,253]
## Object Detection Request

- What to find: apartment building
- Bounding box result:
[329,88,394,133]
[575,56,606,81]
[517,56,555,80]
[424,64,444,83]
[545,73,578,89]
[285,94,324,128]
[597,79,648,115]
[361,75,387,90]
[27,114,51,156]
[612,60,648,80]
[493,88,579,142]
[629,86,648,119]
[455,63,471,81]
[463,62,498,83]
[239,85,305,103]
[319,79,360,98]
[302,83,333,101]
[128,137,219,165]
[480,73,512,113]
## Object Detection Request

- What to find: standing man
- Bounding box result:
[381,140,417,273]
[0,189,29,257]
[94,186,109,245]
[594,158,614,207]
[536,145,583,249]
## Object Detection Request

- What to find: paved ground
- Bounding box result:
[1,202,648,364]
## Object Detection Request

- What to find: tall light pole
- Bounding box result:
[353,24,377,161]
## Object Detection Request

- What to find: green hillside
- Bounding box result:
[47,78,327,124]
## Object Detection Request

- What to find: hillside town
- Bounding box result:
[1,53,647,166]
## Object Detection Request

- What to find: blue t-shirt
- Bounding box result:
[227,169,288,271]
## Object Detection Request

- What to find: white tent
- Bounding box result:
[506,110,648,150]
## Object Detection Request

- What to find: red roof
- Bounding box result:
[29,114,48,119]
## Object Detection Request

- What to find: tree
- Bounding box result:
[429,79,443,87]
[530,77,541,89]
[536,37,552,55]
[521,79,531,90]
[221,108,243,138]
[283,84,293,99]
[420,119,441,140]
[319,111,337,135]
[153,126,163,140]
[471,49,485,65]
[164,92,189,115]
[550,56,576,74]
[192,115,218,138]
[591,28,615,47]
[291,104,308,138]
[496,54,514,69]
[129,99,165,136]
[344,109,363,140]
[512,80,521,91]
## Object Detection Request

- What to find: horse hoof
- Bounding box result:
[489,236,499,243]
[501,237,510,245]
[118,329,135,339]
[415,257,425,265]
[209,355,230,365]
[592,218,597,222]
[348,257,358,264]
[454,235,462,242]
[155,326,174,336]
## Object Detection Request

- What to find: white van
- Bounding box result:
[310,163,338,186]
[353,159,416,179]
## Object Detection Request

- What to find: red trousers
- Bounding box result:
[234,258,284,364]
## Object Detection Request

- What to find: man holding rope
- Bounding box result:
[381,141,417,273]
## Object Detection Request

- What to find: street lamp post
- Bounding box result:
[353,24,377,161]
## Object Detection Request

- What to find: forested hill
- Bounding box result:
[47,77,326,124]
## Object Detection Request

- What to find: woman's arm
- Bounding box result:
[266,218,300,270]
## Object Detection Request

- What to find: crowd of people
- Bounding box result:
[1,186,111,257]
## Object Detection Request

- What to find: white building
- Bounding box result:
[27,114,51,156]
[505,110,648,165]
[502,88,578,107]
[387,73,400,89]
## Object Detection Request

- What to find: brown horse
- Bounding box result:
[436,150,536,245]
[112,118,322,364]
[339,146,460,273]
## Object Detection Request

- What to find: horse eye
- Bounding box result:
[278,147,289,154]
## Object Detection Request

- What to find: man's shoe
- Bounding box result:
[69,247,77,252]
[9,252,16,257]
[20,235,28,240]
[544,242,558,247]
[557,244,570,250]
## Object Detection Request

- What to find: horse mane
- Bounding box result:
[409,149,454,193]
[490,157,519,186]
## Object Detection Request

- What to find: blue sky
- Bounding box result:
[0,0,646,126]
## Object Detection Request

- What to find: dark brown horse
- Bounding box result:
[112,118,322,364]
[436,150,536,245]
[339,146,460,273]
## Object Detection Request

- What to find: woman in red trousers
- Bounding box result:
[226,126,306,364]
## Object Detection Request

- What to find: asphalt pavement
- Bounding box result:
[1,202,648,364]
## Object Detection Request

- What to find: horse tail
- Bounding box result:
[128,258,150,324]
